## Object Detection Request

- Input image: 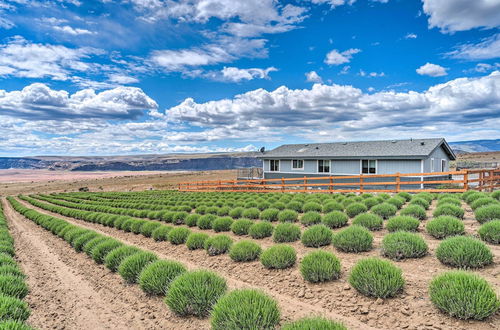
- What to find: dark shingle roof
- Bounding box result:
[259,138,455,160]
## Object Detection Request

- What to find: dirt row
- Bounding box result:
[17,197,500,330]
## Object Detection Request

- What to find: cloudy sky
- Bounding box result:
[0,0,499,156]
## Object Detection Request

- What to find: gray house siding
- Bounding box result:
[377,159,421,174]
[424,145,450,173]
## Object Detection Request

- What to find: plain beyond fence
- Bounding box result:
[178,168,500,193]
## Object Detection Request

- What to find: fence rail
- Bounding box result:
[178,168,500,193]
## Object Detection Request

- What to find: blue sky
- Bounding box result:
[0,0,499,156]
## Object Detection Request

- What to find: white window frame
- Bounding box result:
[269,159,280,172]
[317,159,331,173]
[360,159,377,174]
[291,159,304,170]
[441,159,446,172]
[431,158,434,172]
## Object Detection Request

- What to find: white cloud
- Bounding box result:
[446,33,500,61]
[325,48,361,65]
[308,0,356,8]
[220,66,277,82]
[53,25,95,35]
[305,71,323,83]
[416,63,448,77]
[472,63,500,73]
[423,0,500,33]
[405,33,417,39]
[107,74,139,84]
[0,83,158,120]
[359,70,385,77]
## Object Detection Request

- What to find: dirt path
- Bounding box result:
[16,198,500,330]
[2,198,209,330]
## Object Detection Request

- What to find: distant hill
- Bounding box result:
[449,139,500,153]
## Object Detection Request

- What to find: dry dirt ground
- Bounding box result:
[9,196,500,330]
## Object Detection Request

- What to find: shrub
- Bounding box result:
[140,222,162,237]
[332,225,373,253]
[260,245,296,269]
[0,276,28,299]
[229,240,262,262]
[436,236,493,269]
[217,206,231,216]
[185,214,200,227]
[345,203,368,218]
[168,227,191,245]
[478,220,500,244]
[426,216,465,239]
[410,197,430,210]
[387,197,405,209]
[386,216,420,232]
[151,225,172,242]
[130,219,147,234]
[91,240,123,264]
[349,258,404,298]
[400,204,427,220]
[429,271,499,320]
[186,233,209,250]
[300,212,322,226]
[465,192,488,204]
[301,225,332,247]
[204,235,233,256]
[118,251,158,283]
[82,237,110,256]
[282,317,347,330]
[300,250,341,283]
[433,204,464,219]
[323,201,343,213]
[242,208,260,220]
[471,197,498,211]
[381,232,428,260]
[362,197,380,209]
[397,191,412,201]
[229,207,244,219]
[285,201,302,212]
[104,246,141,272]
[0,266,24,279]
[165,270,227,317]
[210,289,279,330]
[0,295,30,322]
[73,232,100,252]
[352,213,383,231]
[230,219,253,236]
[370,203,397,220]
[260,208,279,222]
[248,222,274,239]
[138,260,186,295]
[322,211,348,229]
[197,214,217,229]
[475,204,500,224]
[212,217,233,232]
[278,210,298,222]
[437,197,461,207]
[303,202,322,213]
[273,223,301,243]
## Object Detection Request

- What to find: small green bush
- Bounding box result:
[300,250,341,283]
[332,225,373,252]
[410,197,430,210]
[229,240,262,262]
[300,211,322,226]
[465,192,488,204]
[73,232,100,252]
[260,245,296,269]
[82,237,110,257]
[437,197,461,207]
[140,222,162,237]
[363,197,380,209]
[352,213,383,231]
[349,258,404,298]
[212,217,233,232]
[151,225,172,242]
[165,270,227,317]
[210,289,280,330]
[260,208,279,222]
[282,317,347,330]
[139,260,186,295]
[272,223,301,243]
[426,216,465,239]
[436,236,493,269]
[0,266,24,279]
[345,202,368,218]
[381,232,428,260]
[370,203,397,220]
[323,201,343,213]
[91,240,123,264]
[386,215,420,232]
[397,191,412,201]
[186,233,209,250]
[230,219,253,236]
[0,295,30,322]
[478,220,500,244]
[0,276,28,299]
[303,202,322,213]
[321,211,348,229]
[197,214,217,229]
[168,227,191,245]
[185,214,200,227]
[471,197,498,211]
[204,235,233,256]
[104,246,141,272]
[248,222,274,239]
[301,225,332,247]
[400,204,427,220]
[429,271,499,320]
[278,210,298,222]
[387,197,405,209]
[118,251,158,283]
[475,204,500,224]
[229,207,244,219]
[433,204,464,219]
[242,208,260,219]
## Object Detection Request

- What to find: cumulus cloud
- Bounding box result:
[423,0,500,33]
[0,83,158,120]
[446,34,500,61]
[416,63,448,77]
[325,48,361,65]
[305,71,323,83]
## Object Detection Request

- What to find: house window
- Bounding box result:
[269,160,279,172]
[441,159,446,172]
[361,160,376,174]
[431,158,434,172]
[318,160,330,173]
[292,159,304,170]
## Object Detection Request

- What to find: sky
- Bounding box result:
[0,0,499,157]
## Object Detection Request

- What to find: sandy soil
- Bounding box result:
[2,198,209,330]
[17,197,500,330]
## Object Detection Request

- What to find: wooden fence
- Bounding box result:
[177,168,500,193]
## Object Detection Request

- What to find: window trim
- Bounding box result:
[269,159,280,172]
[317,159,331,173]
[441,159,446,172]
[360,159,377,174]
[431,158,434,172]
[291,159,304,170]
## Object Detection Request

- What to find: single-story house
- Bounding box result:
[257,138,456,189]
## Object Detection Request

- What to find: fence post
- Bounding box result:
[490,169,494,192]
[304,176,307,192]
[281,177,285,193]
[479,171,484,191]
[463,170,469,191]
[395,172,400,192]
[359,174,364,194]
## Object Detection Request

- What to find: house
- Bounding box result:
[257,138,456,187]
